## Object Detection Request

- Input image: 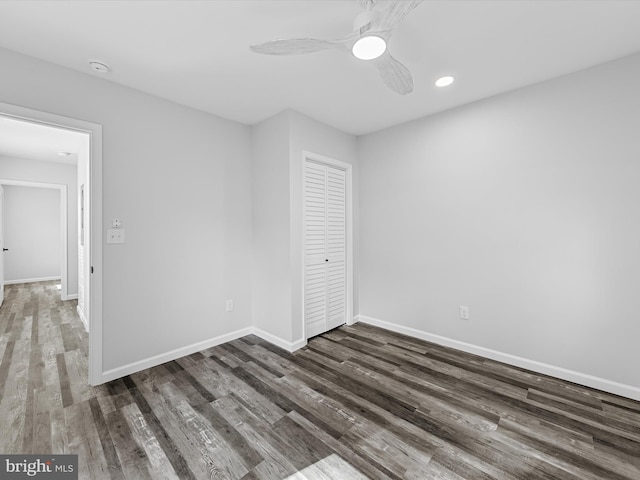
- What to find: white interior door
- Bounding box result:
[0,185,4,307]
[304,160,347,338]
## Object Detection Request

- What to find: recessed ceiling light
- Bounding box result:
[435,76,455,87]
[352,36,387,61]
[89,61,110,73]
[58,152,71,157]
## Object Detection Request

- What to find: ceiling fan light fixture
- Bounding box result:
[352,36,386,61]
[435,75,455,87]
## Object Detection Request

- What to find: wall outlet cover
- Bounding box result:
[106,228,125,244]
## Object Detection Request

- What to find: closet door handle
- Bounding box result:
[2,248,7,252]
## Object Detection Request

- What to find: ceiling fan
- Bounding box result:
[249,0,424,95]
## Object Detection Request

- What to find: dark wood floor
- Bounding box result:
[1,281,640,479]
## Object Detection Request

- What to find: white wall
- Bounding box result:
[3,185,60,282]
[0,156,77,293]
[0,47,253,375]
[251,111,292,342]
[358,53,640,394]
[251,110,358,346]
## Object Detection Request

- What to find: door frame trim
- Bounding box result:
[0,102,103,386]
[300,150,354,342]
[0,179,69,299]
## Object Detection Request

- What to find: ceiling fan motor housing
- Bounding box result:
[353,10,379,32]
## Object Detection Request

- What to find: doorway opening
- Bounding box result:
[0,181,69,300]
[0,103,103,385]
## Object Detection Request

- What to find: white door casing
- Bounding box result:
[304,157,348,338]
[0,185,4,307]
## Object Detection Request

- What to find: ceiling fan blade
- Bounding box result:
[376,0,424,31]
[374,51,414,95]
[250,38,345,55]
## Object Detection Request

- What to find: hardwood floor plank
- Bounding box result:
[239,342,302,377]
[428,448,509,480]
[119,402,180,479]
[214,395,300,480]
[0,339,15,397]
[419,457,467,480]
[295,349,418,418]
[122,376,198,480]
[225,341,285,378]
[352,331,640,448]
[22,384,35,454]
[495,420,627,480]
[288,366,445,456]
[285,409,397,480]
[199,356,288,424]
[276,374,358,436]
[284,453,369,480]
[0,379,26,453]
[64,400,111,480]
[33,410,53,454]
[60,322,79,352]
[2,312,16,334]
[341,421,433,478]
[55,352,74,408]
[174,366,217,403]
[270,414,335,470]
[190,397,264,469]
[88,397,125,480]
[527,388,640,436]
[150,380,250,479]
[129,364,174,390]
[498,416,640,480]
[49,399,66,454]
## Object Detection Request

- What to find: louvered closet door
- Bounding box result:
[304,161,346,338]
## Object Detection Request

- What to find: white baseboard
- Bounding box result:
[251,327,307,352]
[100,327,254,384]
[98,323,314,385]
[77,305,88,332]
[290,337,308,351]
[355,314,640,402]
[5,276,61,285]
[63,293,78,301]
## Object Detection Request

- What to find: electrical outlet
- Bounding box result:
[459,305,470,320]
[106,228,125,244]
[225,299,234,312]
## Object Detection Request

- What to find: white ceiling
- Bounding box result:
[1,0,640,135]
[0,116,82,164]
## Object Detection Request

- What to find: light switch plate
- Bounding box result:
[107,228,125,244]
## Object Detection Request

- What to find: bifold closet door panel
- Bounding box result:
[304,161,346,338]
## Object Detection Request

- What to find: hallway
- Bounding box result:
[0,281,87,455]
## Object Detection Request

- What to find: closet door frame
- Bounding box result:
[301,151,354,341]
